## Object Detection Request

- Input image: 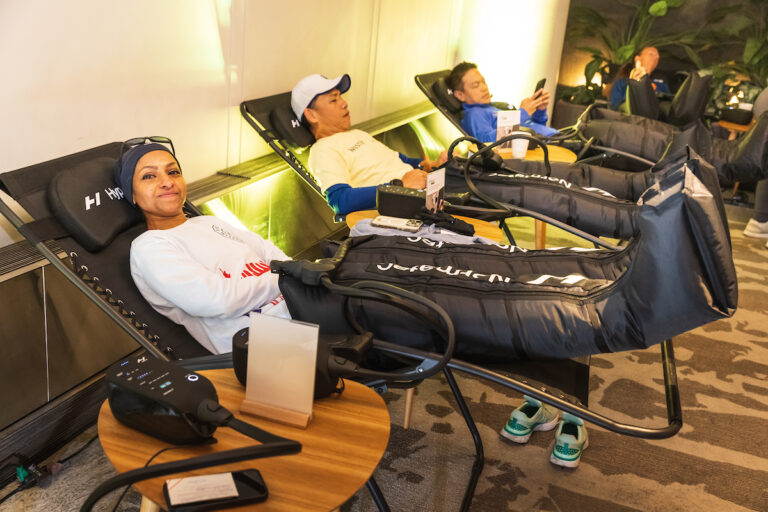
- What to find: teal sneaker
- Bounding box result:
[500,396,560,444]
[550,416,589,468]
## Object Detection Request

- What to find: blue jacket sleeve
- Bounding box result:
[520,110,559,137]
[461,107,498,143]
[530,108,549,125]
[398,153,422,168]
[610,78,628,110]
[325,183,378,215]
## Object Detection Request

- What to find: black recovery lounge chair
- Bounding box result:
[240,93,332,213]
[1,143,730,511]
[0,143,217,364]
[414,69,658,167]
[0,143,473,510]
[625,71,712,127]
[238,92,707,425]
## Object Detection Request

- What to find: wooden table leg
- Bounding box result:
[140,496,161,512]
[403,387,415,429]
[534,220,547,250]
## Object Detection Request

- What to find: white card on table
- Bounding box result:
[245,313,319,418]
[425,168,445,212]
[496,110,521,148]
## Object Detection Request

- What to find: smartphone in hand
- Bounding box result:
[534,78,546,96]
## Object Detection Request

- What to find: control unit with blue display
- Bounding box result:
[106,354,220,444]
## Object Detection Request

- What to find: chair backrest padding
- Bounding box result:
[268,104,315,148]
[433,77,463,114]
[48,157,142,252]
[414,70,467,135]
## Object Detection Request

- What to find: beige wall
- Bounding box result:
[456,0,570,120]
[0,0,569,246]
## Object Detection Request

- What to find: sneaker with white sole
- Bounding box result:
[500,396,560,444]
[744,218,768,239]
[550,416,589,468]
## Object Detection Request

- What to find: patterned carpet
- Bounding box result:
[1,212,765,511]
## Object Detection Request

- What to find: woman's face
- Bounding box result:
[132,150,186,220]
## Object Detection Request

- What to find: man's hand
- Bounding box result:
[402,168,427,189]
[519,90,549,115]
[629,64,647,81]
[419,150,449,171]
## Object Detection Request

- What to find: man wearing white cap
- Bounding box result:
[291,73,445,215]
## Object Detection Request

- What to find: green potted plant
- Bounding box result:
[562,0,690,103]
[683,1,767,121]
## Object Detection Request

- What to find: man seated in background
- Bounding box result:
[291,73,447,215]
[609,46,671,111]
[446,61,558,142]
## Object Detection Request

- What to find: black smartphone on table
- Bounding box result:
[534,78,546,95]
[163,469,268,511]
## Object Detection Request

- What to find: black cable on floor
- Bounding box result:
[0,483,24,506]
[59,435,99,465]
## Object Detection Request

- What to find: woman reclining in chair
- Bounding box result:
[114,141,291,355]
[117,139,596,467]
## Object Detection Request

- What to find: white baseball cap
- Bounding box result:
[291,73,351,121]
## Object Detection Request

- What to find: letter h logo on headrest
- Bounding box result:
[291,119,301,128]
[85,192,101,211]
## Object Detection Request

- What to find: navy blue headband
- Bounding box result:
[113,143,176,205]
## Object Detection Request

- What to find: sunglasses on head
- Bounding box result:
[119,136,176,159]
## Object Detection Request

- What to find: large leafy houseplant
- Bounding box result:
[562,0,690,104]
[678,1,767,114]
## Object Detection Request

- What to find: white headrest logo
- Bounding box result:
[291,119,301,128]
[84,187,125,211]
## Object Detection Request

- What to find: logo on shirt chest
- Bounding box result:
[347,140,365,152]
[211,224,245,243]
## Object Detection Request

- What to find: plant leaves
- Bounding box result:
[585,57,604,83]
[648,1,668,17]
[722,14,753,37]
[743,37,764,64]
[682,44,704,69]
[576,46,607,57]
[615,44,636,64]
[707,5,741,24]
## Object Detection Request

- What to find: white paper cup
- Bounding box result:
[510,132,528,159]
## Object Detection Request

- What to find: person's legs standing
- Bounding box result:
[744,179,768,245]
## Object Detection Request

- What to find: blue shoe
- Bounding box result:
[550,416,589,468]
[500,396,560,444]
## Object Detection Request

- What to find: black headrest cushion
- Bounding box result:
[433,77,463,114]
[269,104,316,148]
[48,157,142,252]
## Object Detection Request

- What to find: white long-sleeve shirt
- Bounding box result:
[130,216,290,354]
